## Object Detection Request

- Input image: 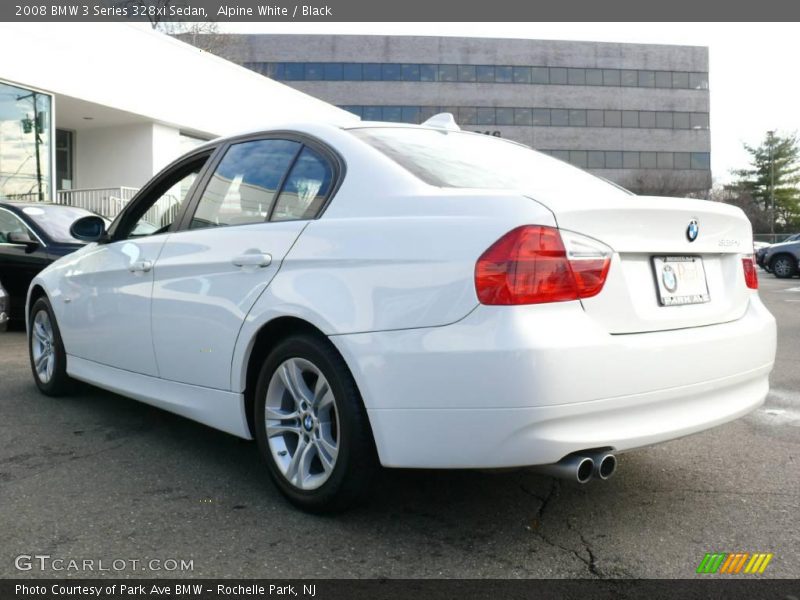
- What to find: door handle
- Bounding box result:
[232,251,272,268]
[129,260,153,273]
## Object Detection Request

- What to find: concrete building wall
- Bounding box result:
[75,123,183,189]
[205,34,711,195]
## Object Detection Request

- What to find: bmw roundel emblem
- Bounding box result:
[686,219,699,242]
[661,264,678,293]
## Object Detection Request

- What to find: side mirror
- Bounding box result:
[7,231,39,253]
[69,215,107,243]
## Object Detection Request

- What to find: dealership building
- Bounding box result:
[208,34,711,195]
[0,24,350,211]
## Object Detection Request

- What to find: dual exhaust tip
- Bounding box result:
[535,451,617,484]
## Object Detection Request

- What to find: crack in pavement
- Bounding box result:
[521,479,605,578]
[577,531,601,577]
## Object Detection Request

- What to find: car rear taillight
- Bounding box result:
[742,256,758,289]
[475,225,612,305]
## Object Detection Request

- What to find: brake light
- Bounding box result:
[475,225,612,305]
[742,256,758,289]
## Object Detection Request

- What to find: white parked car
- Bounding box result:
[27,117,777,511]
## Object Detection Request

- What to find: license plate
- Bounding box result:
[652,256,710,306]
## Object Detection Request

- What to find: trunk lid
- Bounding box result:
[528,194,754,334]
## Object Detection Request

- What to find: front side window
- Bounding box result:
[122,156,209,239]
[270,147,334,222]
[189,139,300,230]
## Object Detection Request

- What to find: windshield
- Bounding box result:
[19,205,99,243]
[349,127,633,199]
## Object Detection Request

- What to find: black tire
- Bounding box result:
[254,333,378,513]
[28,296,75,396]
[770,254,797,279]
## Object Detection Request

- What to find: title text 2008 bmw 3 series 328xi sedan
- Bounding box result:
[26,115,776,512]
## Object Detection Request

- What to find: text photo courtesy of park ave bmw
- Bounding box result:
[0,3,799,598]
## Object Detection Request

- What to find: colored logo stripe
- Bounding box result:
[697,552,773,574]
[744,553,773,574]
[697,553,726,574]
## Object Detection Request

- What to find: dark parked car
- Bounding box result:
[0,201,99,327]
[756,233,800,272]
[0,278,8,333]
[759,234,800,278]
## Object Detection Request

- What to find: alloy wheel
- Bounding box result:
[773,257,794,278]
[265,357,340,490]
[31,309,55,384]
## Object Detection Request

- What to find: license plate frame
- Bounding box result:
[651,255,710,306]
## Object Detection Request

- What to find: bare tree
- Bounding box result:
[627,171,711,198]
[105,0,231,55]
[161,22,231,56]
[710,185,772,233]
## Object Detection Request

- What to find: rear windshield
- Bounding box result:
[350,127,632,198]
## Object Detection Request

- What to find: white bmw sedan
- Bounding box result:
[27,117,776,511]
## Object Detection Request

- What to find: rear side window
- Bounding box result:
[189,139,300,230]
[270,147,334,222]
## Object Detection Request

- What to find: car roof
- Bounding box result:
[194,118,500,148]
[0,200,79,208]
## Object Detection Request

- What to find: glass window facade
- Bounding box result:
[551,109,569,127]
[458,65,477,83]
[250,61,710,90]
[586,69,604,86]
[339,105,710,131]
[569,109,587,127]
[477,65,495,83]
[476,107,495,125]
[532,108,550,126]
[56,129,74,191]
[543,149,710,171]
[512,67,531,84]
[568,68,586,85]
[549,67,568,84]
[587,110,604,127]
[401,63,419,81]
[496,107,514,126]
[419,64,437,82]
[639,111,656,128]
[0,81,53,201]
[514,108,532,126]
[531,67,549,84]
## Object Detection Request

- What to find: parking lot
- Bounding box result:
[0,274,797,579]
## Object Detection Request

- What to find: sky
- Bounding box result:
[216,22,800,186]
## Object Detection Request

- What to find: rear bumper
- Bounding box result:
[330,297,776,468]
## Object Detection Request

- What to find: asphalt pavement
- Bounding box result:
[0,273,797,579]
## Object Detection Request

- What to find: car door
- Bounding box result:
[57,152,211,376]
[150,136,338,390]
[0,207,50,319]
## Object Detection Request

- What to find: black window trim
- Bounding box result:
[174,130,345,232]
[106,146,219,243]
